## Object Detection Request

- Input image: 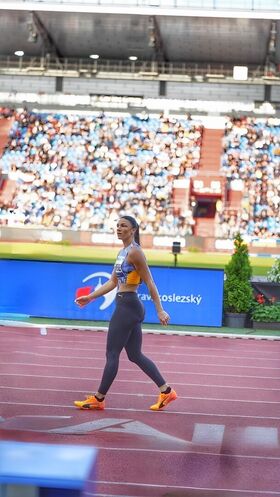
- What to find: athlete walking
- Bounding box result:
[74,215,177,411]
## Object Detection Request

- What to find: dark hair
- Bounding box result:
[121,215,140,245]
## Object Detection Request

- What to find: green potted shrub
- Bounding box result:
[223,233,254,328]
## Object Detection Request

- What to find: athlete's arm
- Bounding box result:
[128,248,170,326]
[75,270,118,307]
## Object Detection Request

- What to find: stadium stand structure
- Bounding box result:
[190,128,225,237]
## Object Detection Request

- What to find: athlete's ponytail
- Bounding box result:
[121,215,140,245]
[134,224,140,245]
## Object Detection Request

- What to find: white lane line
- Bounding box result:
[13,348,280,365]
[4,340,280,360]
[5,337,279,361]
[1,386,280,404]
[1,401,280,420]
[93,480,280,491]
[2,361,280,379]
[2,375,280,391]
[2,371,280,383]
[91,492,280,497]
[11,349,280,366]
[95,478,280,489]
[2,332,280,356]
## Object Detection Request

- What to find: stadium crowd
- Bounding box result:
[0,108,201,236]
[1,109,280,240]
[217,116,280,239]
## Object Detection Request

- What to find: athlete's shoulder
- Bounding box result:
[129,244,146,261]
[129,242,142,253]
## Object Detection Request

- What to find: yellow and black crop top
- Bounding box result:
[114,243,141,285]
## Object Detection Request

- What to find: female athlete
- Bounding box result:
[74,215,177,411]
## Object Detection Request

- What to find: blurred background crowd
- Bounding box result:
[0,109,279,239]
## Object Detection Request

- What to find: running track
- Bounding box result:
[1,325,280,497]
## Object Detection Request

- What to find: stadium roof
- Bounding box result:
[0,5,279,67]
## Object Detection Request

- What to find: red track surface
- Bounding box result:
[1,325,280,496]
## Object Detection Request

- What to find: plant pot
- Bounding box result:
[224,312,247,329]
[252,321,280,330]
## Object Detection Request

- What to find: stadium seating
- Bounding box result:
[0,108,202,236]
[1,109,279,240]
[216,116,280,239]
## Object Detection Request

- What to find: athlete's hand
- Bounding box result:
[158,310,170,326]
[75,295,92,307]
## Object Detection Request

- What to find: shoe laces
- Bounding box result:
[85,394,95,401]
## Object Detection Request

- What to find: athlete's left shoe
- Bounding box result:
[150,389,177,411]
[74,395,105,410]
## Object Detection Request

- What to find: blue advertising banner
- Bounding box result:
[0,259,224,326]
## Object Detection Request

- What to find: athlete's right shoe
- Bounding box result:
[150,389,177,411]
[74,395,105,410]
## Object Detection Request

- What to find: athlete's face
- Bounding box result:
[116,218,135,241]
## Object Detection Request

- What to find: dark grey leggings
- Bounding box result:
[98,292,166,395]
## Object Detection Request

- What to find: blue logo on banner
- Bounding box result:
[0,260,224,326]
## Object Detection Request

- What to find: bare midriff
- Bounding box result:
[118,283,139,293]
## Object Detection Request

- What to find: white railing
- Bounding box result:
[0,55,269,81]
[2,0,280,11]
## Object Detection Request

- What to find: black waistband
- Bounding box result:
[116,292,138,298]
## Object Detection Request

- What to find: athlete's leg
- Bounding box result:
[75,293,141,408]
[125,321,166,387]
[125,321,177,410]
[74,301,134,409]
[97,292,147,395]
[97,305,133,395]
[124,296,177,410]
